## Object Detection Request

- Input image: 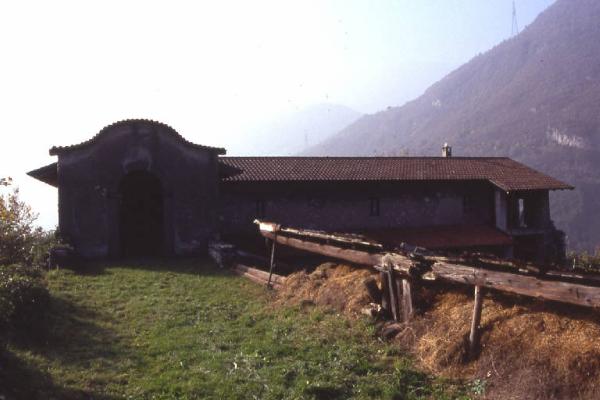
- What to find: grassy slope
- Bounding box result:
[3,259,469,399]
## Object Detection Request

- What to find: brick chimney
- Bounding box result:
[442,143,452,157]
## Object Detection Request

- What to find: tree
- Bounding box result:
[0,177,43,266]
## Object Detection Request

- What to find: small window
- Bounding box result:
[463,194,475,214]
[256,200,266,218]
[369,198,380,217]
[518,198,527,228]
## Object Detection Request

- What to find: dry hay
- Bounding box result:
[404,290,600,400]
[277,263,600,400]
[276,262,375,315]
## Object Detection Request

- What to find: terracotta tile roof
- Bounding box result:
[49,119,226,156]
[219,157,573,191]
[359,224,513,250]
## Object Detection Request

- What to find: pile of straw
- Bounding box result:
[277,263,600,399]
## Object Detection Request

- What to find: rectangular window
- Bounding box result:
[256,200,266,218]
[518,198,527,228]
[509,196,529,229]
[369,198,380,217]
[462,194,475,214]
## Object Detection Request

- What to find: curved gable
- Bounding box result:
[49,119,225,156]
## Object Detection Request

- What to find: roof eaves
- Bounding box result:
[27,162,58,187]
[488,179,575,192]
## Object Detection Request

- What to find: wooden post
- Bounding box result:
[267,239,277,288]
[387,268,400,321]
[469,285,484,357]
[380,271,391,316]
[401,278,414,322]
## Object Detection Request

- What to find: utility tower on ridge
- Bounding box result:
[511,0,520,36]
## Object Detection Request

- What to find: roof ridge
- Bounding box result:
[219,156,511,160]
[49,119,226,156]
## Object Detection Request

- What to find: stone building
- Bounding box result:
[28,119,573,262]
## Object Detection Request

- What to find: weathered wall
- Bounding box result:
[57,121,220,258]
[219,181,495,235]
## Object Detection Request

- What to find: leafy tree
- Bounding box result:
[0,178,52,341]
[0,177,44,266]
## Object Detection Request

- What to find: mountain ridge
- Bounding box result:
[304,0,600,251]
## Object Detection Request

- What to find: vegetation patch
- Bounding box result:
[399,289,600,400]
[279,262,600,400]
[1,259,468,399]
[0,264,49,337]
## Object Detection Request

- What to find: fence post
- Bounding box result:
[387,268,400,321]
[380,270,391,316]
[469,285,484,357]
[401,278,414,322]
[267,239,277,288]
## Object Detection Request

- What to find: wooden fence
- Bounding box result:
[253,219,600,356]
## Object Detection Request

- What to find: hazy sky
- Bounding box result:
[0,0,555,228]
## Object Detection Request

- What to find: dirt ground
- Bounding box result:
[277,263,600,400]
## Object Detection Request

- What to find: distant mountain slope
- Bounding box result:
[304,0,600,251]
[230,103,361,156]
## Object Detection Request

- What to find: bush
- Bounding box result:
[1,178,61,267]
[0,264,50,337]
[32,230,67,268]
[1,178,43,266]
[568,250,600,273]
[0,179,52,339]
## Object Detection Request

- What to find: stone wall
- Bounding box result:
[219,181,496,235]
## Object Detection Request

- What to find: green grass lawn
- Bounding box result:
[3,259,470,399]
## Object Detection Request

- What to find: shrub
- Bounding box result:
[0,264,49,336]
[32,230,67,268]
[568,250,600,273]
[1,178,42,266]
[0,179,52,338]
[1,178,61,267]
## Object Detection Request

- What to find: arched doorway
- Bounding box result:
[119,170,164,257]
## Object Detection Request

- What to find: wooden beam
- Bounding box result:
[257,225,600,309]
[256,219,384,250]
[263,230,416,275]
[262,231,381,266]
[233,263,286,286]
[469,285,483,357]
[431,262,600,308]
[258,220,600,283]
[233,269,283,289]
